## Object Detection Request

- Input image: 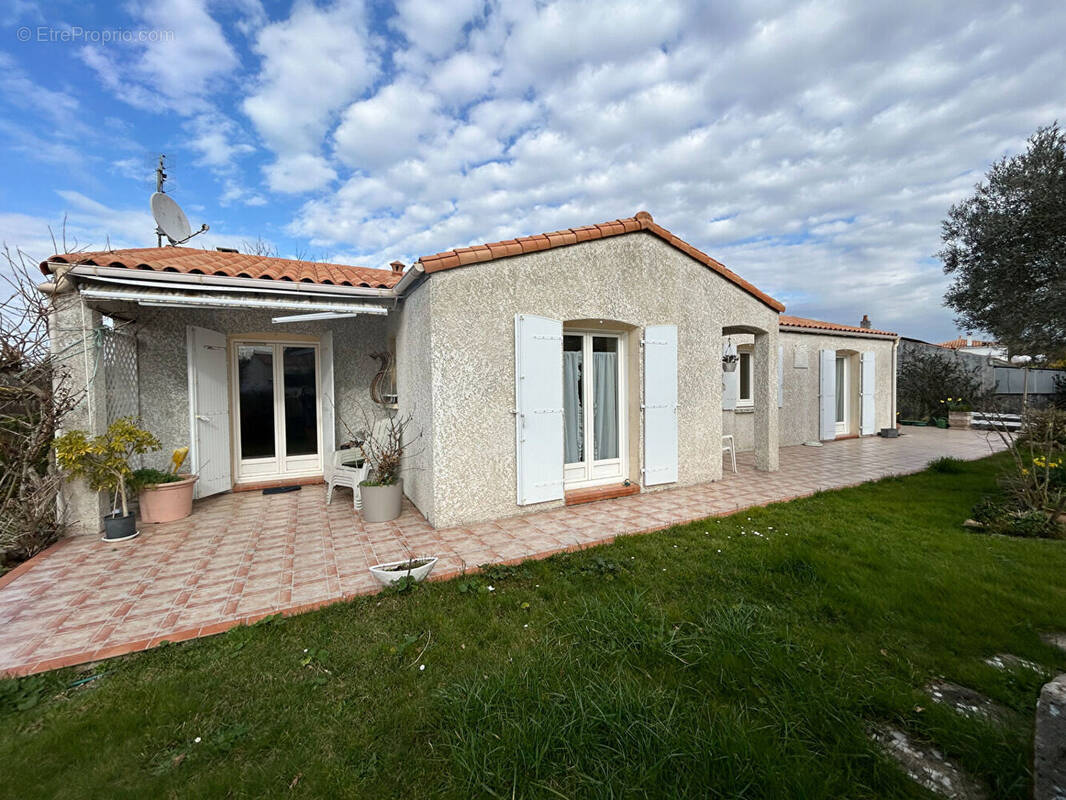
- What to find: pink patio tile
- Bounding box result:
[0,429,1003,676]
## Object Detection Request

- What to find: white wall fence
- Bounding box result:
[993,366,1066,396]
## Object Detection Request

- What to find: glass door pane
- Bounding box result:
[592,337,618,460]
[238,345,275,459]
[835,357,846,423]
[283,346,318,456]
[563,335,584,464]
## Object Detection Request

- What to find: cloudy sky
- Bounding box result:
[2,0,1064,340]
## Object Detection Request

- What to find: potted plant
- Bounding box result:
[944,397,973,429]
[358,413,415,523]
[369,556,439,586]
[54,417,161,541]
[133,466,198,524]
[722,352,739,372]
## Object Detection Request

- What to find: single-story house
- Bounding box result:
[40,211,898,534]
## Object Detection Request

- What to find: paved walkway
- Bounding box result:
[0,428,1000,676]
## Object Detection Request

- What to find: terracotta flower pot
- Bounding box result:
[138,475,198,524]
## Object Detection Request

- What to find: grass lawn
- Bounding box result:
[2,453,1065,798]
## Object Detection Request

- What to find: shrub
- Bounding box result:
[129,468,183,491]
[928,456,965,474]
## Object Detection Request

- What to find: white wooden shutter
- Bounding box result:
[860,350,876,435]
[644,325,678,486]
[722,344,739,411]
[514,314,564,505]
[320,330,336,478]
[187,326,231,498]
[818,349,836,441]
[778,344,784,408]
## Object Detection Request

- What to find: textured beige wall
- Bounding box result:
[422,232,779,528]
[391,282,435,519]
[133,306,388,473]
[723,331,896,451]
[777,331,896,445]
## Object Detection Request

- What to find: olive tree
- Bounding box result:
[939,123,1066,361]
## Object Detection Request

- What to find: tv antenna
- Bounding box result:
[151,154,209,247]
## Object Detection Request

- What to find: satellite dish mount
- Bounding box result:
[151,154,209,247]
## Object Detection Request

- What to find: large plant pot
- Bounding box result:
[948,411,972,429]
[360,479,403,523]
[138,475,198,524]
[723,360,738,372]
[103,512,138,542]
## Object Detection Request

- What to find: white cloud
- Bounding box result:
[263,153,337,194]
[285,0,1066,340]
[333,79,443,170]
[187,113,255,168]
[242,0,378,155]
[391,0,485,59]
[79,0,239,114]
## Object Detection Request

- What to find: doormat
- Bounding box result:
[262,485,302,495]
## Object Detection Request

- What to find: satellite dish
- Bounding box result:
[151,192,193,244]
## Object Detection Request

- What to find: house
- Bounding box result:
[937,335,1007,360]
[40,211,899,535]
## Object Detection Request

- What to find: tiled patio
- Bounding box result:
[0,427,1001,676]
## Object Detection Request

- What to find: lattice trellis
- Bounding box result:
[102,326,139,423]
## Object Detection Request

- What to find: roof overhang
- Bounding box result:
[78,284,389,316]
[49,262,396,299]
[779,323,897,341]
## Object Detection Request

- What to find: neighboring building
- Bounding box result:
[937,335,1007,360]
[41,211,898,535]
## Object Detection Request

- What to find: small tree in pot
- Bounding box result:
[54,417,161,541]
[357,412,421,523]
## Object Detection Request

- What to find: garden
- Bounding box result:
[1,452,1064,799]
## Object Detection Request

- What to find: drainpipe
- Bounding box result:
[891,337,898,429]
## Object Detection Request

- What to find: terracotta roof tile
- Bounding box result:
[780,314,897,337]
[937,336,998,349]
[417,212,785,312]
[40,247,401,289]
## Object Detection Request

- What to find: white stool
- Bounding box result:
[722,434,737,474]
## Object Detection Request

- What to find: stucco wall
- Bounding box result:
[422,232,779,528]
[777,330,896,445]
[133,306,388,473]
[391,282,435,520]
[721,330,896,451]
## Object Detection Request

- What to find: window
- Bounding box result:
[738,351,753,407]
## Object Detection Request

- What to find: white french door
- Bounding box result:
[232,341,323,483]
[563,331,627,488]
[835,356,849,435]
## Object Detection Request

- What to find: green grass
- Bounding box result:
[3,453,1065,799]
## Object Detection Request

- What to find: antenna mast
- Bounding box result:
[155,154,167,247]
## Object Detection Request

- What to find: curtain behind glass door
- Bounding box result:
[563,335,584,464]
[592,337,618,460]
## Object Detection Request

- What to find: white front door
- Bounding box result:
[232,341,323,483]
[563,331,627,488]
[835,355,849,435]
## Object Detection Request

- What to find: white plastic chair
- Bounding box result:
[722,434,737,474]
[326,447,370,510]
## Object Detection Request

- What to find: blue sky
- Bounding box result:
[2,0,1064,341]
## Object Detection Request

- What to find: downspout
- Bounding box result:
[891,337,898,430]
